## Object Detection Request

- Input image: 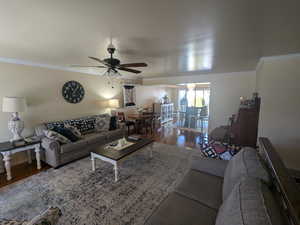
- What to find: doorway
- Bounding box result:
[176,83,210,133]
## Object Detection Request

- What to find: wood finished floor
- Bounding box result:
[0,124,206,188]
[0,161,51,188]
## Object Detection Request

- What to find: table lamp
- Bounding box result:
[108,99,120,108]
[108,99,120,116]
[2,97,27,142]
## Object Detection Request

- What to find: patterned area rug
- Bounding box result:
[0,142,203,225]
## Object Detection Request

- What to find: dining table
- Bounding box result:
[127,113,154,134]
[127,113,152,120]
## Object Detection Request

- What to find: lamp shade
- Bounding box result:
[2,97,27,113]
[108,99,119,108]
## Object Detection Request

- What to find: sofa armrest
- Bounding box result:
[41,138,61,168]
[27,206,62,225]
[191,156,228,178]
[42,137,59,151]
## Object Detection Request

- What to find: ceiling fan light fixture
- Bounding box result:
[103,68,121,78]
[71,40,147,78]
[107,43,116,54]
[107,43,115,49]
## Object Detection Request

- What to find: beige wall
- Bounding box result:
[135,85,173,108]
[0,62,123,166]
[143,71,256,131]
[257,54,300,170]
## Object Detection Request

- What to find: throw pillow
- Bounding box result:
[52,127,79,142]
[216,178,285,225]
[0,219,27,225]
[95,116,110,132]
[109,116,117,130]
[219,151,233,160]
[200,141,242,160]
[45,121,64,130]
[222,147,272,201]
[65,117,96,134]
[64,124,82,138]
[44,130,71,144]
[26,207,62,225]
[201,144,219,158]
[212,142,227,154]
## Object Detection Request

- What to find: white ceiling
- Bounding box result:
[0,0,299,78]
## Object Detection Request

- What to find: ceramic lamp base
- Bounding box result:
[8,113,24,142]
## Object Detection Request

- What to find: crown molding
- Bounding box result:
[259,53,300,62]
[0,56,139,81]
[0,56,102,75]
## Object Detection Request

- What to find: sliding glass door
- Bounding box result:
[177,83,210,132]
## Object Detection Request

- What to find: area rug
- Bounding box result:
[0,142,203,225]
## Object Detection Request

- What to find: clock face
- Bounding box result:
[62,81,85,104]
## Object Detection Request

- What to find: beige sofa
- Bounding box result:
[145,140,296,225]
[35,114,125,168]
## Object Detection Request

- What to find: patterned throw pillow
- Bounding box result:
[201,144,219,158]
[52,127,79,142]
[201,140,242,160]
[66,117,96,134]
[44,121,64,130]
[64,124,82,138]
[45,117,96,134]
[95,116,110,132]
[44,130,71,144]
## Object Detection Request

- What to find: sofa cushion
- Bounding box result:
[175,170,223,210]
[60,139,88,154]
[216,177,285,225]
[145,192,217,225]
[223,147,271,201]
[191,156,228,178]
[83,132,107,145]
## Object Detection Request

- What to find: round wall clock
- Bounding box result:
[62,81,85,104]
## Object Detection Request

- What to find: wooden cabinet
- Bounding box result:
[153,103,174,124]
[230,98,260,147]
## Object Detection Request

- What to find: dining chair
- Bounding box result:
[143,115,155,135]
[117,112,136,135]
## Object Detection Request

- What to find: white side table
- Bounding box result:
[0,140,42,181]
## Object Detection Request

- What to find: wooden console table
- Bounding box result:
[0,140,42,181]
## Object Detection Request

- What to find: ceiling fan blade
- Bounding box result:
[118,67,141,74]
[70,65,106,68]
[119,63,147,67]
[88,56,108,65]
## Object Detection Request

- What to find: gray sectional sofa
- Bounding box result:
[146,144,293,225]
[35,114,125,168]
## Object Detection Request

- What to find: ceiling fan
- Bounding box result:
[71,42,148,77]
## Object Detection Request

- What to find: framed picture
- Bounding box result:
[123,85,136,107]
